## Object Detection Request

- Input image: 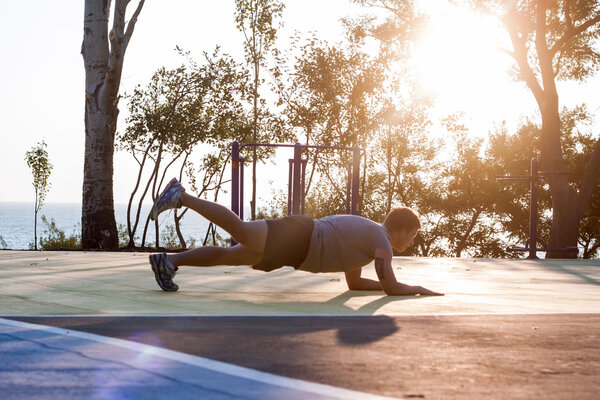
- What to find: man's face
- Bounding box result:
[393,228,418,252]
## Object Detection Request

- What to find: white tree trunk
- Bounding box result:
[81,0,144,249]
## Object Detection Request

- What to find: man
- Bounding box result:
[149,178,443,296]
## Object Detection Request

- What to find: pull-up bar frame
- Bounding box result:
[497,157,577,259]
[231,141,363,222]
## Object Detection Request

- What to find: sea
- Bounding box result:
[0,202,218,249]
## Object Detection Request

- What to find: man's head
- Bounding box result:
[383,207,421,252]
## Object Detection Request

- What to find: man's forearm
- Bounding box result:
[348,277,382,291]
[384,282,417,296]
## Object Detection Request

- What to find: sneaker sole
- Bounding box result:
[150,178,183,221]
[149,255,178,292]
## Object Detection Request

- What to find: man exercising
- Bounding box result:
[149,178,443,296]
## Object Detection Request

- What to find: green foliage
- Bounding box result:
[107,0,599,258]
[234,0,285,66]
[0,235,7,249]
[25,141,53,208]
[235,0,287,219]
[38,216,81,251]
[470,0,600,81]
[162,225,180,250]
[119,47,251,248]
[470,0,600,256]
[25,141,53,250]
[202,225,228,247]
[118,223,139,248]
[120,48,249,153]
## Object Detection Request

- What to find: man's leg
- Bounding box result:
[180,192,267,253]
[168,244,262,268]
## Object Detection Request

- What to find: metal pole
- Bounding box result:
[287,159,293,216]
[292,143,302,215]
[346,161,352,214]
[301,159,307,215]
[239,158,245,221]
[231,141,240,246]
[528,158,539,259]
[351,147,361,215]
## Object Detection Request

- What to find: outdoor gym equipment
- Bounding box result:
[231,141,363,219]
[497,157,578,259]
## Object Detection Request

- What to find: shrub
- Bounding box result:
[38,216,81,250]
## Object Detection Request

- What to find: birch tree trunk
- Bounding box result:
[81,0,144,249]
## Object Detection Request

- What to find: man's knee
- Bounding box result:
[231,221,267,252]
[225,245,262,266]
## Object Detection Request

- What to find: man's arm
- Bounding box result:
[373,248,444,296]
[344,267,382,290]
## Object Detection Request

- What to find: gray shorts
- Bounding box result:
[252,215,314,272]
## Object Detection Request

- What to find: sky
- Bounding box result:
[0,0,598,205]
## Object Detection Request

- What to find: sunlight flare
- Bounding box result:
[410,4,513,113]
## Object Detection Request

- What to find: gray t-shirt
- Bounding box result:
[299,215,393,273]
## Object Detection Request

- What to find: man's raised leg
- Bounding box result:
[180,192,267,253]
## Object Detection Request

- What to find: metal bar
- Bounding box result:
[509,247,578,252]
[351,147,361,215]
[230,141,240,246]
[234,141,366,218]
[496,175,540,181]
[528,158,539,259]
[292,143,302,215]
[539,171,571,175]
[240,143,297,151]
[239,158,245,221]
[287,159,293,216]
[346,161,352,214]
[301,158,307,215]
[240,142,364,152]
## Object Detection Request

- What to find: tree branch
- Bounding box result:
[564,0,574,32]
[550,13,600,56]
[535,0,556,92]
[503,3,544,106]
[507,27,544,106]
[124,0,145,50]
[100,0,145,110]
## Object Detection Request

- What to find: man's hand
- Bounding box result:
[409,285,444,296]
[374,248,444,296]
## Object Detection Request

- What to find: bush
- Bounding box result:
[162,224,180,250]
[38,215,81,250]
[118,223,140,248]
[0,235,7,249]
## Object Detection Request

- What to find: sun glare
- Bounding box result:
[410,5,514,120]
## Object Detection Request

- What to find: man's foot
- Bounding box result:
[149,253,179,291]
[150,178,185,221]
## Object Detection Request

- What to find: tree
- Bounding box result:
[25,141,53,251]
[274,33,390,214]
[487,105,600,258]
[473,0,600,257]
[119,49,251,248]
[235,0,285,220]
[81,0,145,249]
[435,117,510,258]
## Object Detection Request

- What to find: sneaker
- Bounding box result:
[149,253,179,291]
[150,178,185,221]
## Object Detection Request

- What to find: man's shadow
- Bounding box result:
[200,290,431,345]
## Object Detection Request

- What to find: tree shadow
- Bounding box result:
[535,260,600,286]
